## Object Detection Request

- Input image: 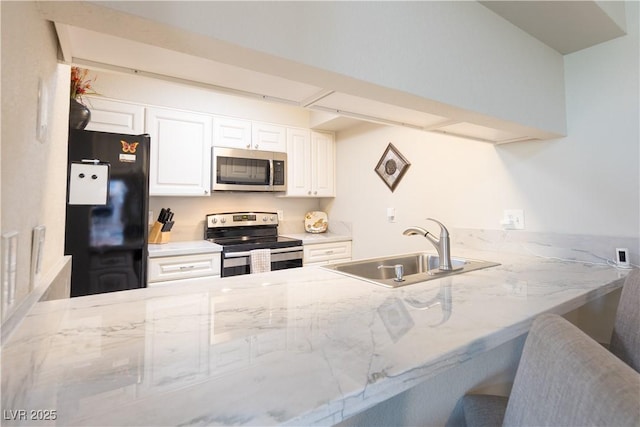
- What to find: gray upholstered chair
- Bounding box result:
[610,268,640,372]
[463,313,640,427]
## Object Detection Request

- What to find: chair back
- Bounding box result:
[503,314,640,427]
[610,269,640,372]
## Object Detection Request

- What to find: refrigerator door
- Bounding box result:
[65,130,150,297]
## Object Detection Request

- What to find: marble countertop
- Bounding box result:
[148,240,222,257]
[1,248,626,426]
[282,232,352,244]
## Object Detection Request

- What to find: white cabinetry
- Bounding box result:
[286,129,335,197]
[148,253,221,285]
[84,97,145,135]
[213,117,252,150]
[146,107,213,196]
[214,117,286,152]
[252,122,286,152]
[303,241,352,266]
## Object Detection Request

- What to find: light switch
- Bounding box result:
[2,231,18,318]
[68,162,110,205]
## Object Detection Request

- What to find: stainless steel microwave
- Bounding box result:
[211,147,287,192]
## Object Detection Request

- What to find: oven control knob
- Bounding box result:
[220,218,226,224]
[262,216,268,222]
[211,217,217,224]
[270,216,276,221]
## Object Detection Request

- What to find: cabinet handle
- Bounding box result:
[246,144,251,149]
[179,265,196,270]
[254,144,259,149]
[204,190,209,195]
[325,250,334,254]
[314,191,318,195]
[308,190,311,195]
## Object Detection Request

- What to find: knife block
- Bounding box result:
[148,221,170,244]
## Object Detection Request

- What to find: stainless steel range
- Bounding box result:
[205,212,303,277]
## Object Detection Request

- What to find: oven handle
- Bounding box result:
[224,246,304,258]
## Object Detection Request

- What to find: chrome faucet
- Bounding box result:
[403,218,454,271]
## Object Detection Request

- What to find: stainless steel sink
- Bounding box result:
[322,252,500,288]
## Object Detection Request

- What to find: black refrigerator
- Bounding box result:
[65,130,150,297]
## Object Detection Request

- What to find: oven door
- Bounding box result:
[221,247,303,277]
[212,147,276,192]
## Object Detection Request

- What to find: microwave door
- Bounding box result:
[213,149,272,191]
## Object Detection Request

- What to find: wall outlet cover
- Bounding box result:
[502,209,525,230]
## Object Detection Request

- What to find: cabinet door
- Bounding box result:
[146,107,213,196]
[84,97,144,135]
[214,117,252,149]
[311,131,335,197]
[286,128,312,196]
[252,122,286,152]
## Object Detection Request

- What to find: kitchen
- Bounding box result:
[1,1,639,426]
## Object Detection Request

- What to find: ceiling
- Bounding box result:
[45,1,628,143]
[480,1,627,54]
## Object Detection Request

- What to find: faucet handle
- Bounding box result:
[426,218,449,237]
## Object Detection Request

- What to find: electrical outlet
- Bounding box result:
[387,207,396,223]
[501,209,525,230]
[277,210,284,221]
[149,210,154,226]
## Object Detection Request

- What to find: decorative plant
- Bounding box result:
[70,66,97,104]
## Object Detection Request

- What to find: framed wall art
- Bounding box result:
[374,143,411,192]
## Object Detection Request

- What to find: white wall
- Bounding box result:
[1,2,69,320]
[325,1,639,260]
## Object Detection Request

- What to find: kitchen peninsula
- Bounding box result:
[1,248,625,426]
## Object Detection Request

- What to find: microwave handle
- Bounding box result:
[269,159,274,188]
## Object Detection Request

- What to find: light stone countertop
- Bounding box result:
[282,232,352,244]
[148,240,222,257]
[1,248,627,426]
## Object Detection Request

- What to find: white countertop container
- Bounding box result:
[1,248,626,426]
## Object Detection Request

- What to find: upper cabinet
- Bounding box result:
[213,117,252,150]
[214,117,286,152]
[84,97,145,135]
[285,128,335,197]
[310,131,335,197]
[145,107,213,197]
[252,122,286,152]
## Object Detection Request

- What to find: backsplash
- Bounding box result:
[149,194,321,241]
[450,228,639,268]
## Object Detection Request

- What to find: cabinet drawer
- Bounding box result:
[303,241,352,265]
[148,253,221,283]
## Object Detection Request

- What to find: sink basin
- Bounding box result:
[322,252,500,288]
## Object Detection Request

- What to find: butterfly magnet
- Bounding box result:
[119,140,140,163]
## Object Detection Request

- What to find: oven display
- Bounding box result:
[233,214,256,222]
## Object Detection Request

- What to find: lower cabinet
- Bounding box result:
[303,241,352,266]
[148,252,221,286]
